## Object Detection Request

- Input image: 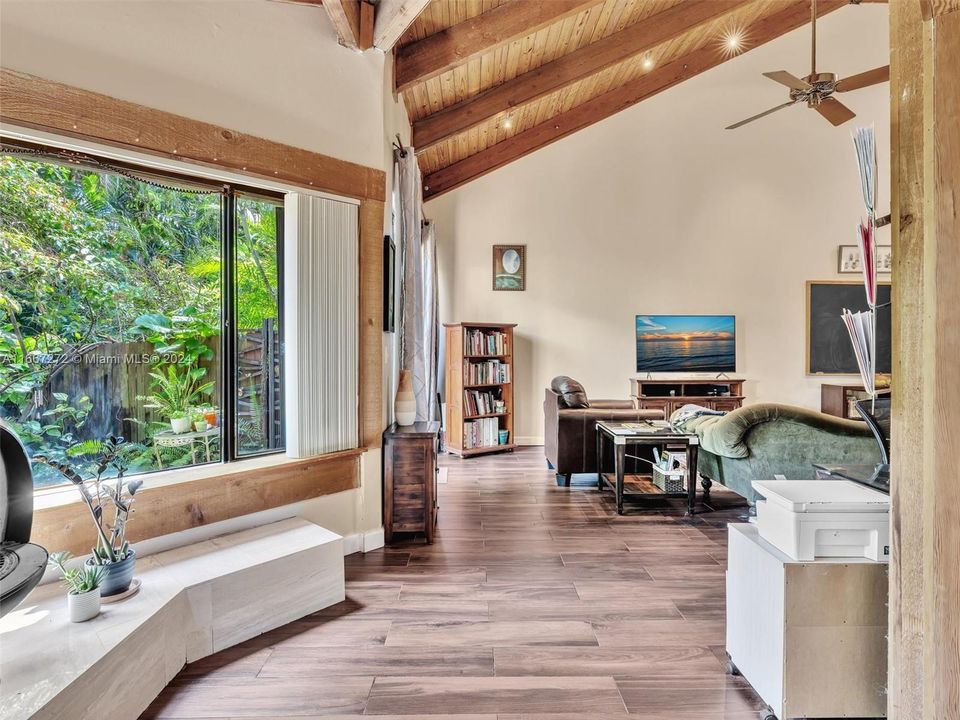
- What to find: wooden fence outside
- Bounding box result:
[45,322,280,450]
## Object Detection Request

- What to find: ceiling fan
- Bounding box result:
[726,0,889,130]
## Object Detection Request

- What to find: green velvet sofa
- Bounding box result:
[673,403,883,503]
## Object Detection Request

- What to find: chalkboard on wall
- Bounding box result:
[806,281,892,375]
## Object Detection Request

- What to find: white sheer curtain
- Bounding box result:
[395,147,439,422]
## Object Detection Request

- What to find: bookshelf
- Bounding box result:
[444,322,517,457]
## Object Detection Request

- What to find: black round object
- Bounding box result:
[0,541,47,617]
[1,423,48,618]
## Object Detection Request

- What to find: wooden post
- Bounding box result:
[889,2,960,718]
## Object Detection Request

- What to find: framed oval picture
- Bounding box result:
[492,244,526,291]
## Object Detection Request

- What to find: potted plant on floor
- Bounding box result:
[47,551,107,622]
[35,437,144,597]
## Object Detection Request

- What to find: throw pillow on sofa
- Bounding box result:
[550,376,589,408]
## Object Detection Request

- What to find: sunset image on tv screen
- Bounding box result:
[635,315,736,372]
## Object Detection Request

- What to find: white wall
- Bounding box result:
[427,4,890,445]
[1,0,407,550]
[0,0,386,169]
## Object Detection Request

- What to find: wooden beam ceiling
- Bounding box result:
[323,0,375,50]
[373,0,432,50]
[421,0,847,199]
[394,0,605,92]
[412,0,753,152]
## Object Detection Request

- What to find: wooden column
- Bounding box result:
[889,2,960,718]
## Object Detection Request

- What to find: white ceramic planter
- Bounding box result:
[68,588,101,623]
[193,420,208,432]
[170,416,192,434]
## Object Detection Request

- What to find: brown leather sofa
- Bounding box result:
[544,377,664,486]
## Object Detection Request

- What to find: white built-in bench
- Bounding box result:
[0,518,344,720]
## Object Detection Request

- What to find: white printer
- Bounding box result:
[751,479,890,562]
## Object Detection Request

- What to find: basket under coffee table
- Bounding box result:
[595,420,703,515]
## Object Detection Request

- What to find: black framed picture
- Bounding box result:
[383,235,396,332]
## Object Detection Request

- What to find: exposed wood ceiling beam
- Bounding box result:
[373,0,431,50]
[422,0,847,199]
[394,0,604,92]
[324,0,375,50]
[413,0,753,153]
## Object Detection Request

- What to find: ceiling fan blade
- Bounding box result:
[815,97,857,126]
[725,101,798,130]
[762,71,811,91]
[836,65,890,92]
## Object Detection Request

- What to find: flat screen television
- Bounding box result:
[636,315,736,373]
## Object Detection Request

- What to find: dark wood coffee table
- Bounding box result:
[595,420,701,515]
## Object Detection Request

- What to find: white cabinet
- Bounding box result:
[726,523,888,719]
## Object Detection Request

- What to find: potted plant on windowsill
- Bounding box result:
[47,551,107,622]
[36,437,144,597]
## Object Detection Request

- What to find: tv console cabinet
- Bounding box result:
[629,377,746,419]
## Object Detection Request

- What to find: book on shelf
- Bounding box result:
[466,360,511,385]
[465,328,510,356]
[463,417,501,449]
[464,388,500,416]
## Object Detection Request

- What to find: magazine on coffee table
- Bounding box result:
[603,420,673,434]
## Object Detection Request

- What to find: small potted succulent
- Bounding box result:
[36,437,144,597]
[191,409,208,433]
[48,551,107,622]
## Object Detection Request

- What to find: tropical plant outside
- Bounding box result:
[0,153,283,487]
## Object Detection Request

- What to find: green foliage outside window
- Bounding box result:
[0,154,281,486]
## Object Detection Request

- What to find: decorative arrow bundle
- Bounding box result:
[847,125,879,397]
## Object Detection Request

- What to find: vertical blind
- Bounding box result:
[284,193,359,457]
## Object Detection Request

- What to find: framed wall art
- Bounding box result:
[492,245,526,291]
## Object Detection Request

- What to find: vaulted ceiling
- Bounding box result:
[391,0,886,199]
[294,0,884,199]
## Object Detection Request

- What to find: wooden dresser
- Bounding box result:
[383,421,440,544]
[630,377,746,419]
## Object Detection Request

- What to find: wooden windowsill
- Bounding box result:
[32,448,366,555]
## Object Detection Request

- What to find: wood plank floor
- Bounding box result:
[141,446,765,719]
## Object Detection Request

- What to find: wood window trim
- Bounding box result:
[0,69,385,202]
[1,69,387,547]
[31,449,364,556]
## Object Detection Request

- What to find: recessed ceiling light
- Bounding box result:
[720,26,747,57]
[642,56,654,71]
[503,117,512,129]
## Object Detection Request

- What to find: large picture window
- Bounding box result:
[0,147,284,488]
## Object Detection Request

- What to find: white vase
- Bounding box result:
[395,369,416,426]
[68,587,101,622]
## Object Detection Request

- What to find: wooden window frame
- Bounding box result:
[0,69,386,551]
